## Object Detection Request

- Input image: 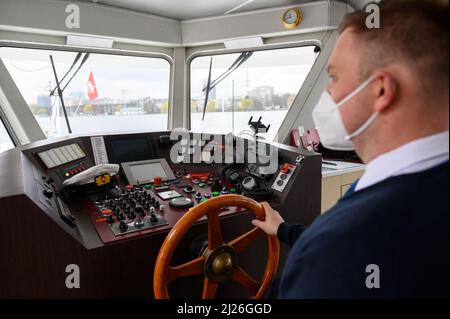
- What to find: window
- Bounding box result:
[190,46,317,140]
[0,47,171,138]
[0,117,14,154]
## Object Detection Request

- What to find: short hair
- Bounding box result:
[339,0,449,102]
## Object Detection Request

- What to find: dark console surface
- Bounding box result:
[0,130,321,298]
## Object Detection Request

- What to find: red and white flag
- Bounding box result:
[87,71,98,101]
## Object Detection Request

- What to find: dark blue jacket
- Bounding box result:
[276,162,449,298]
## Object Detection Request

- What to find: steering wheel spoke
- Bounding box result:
[202,278,219,299]
[228,227,263,253]
[231,267,261,294]
[207,211,223,249]
[168,256,205,283]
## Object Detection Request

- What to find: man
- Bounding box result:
[252,0,449,298]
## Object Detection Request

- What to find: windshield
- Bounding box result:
[190,46,318,140]
[0,47,171,138]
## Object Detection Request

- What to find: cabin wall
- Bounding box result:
[181,1,348,46]
[0,0,182,47]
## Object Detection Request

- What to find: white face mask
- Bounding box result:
[312,75,378,151]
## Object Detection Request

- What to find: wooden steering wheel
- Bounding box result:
[153,194,280,299]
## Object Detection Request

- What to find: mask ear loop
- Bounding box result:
[345,112,379,140]
[340,75,379,140]
[336,75,376,108]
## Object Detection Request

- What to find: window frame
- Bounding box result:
[0,100,18,148]
[0,42,174,140]
[186,41,321,133]
[0,113,16,152]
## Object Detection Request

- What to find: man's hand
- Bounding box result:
[251,202,285,236]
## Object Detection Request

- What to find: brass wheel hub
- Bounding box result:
[203,245,238,282]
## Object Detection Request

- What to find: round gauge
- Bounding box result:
[282,8,302,29]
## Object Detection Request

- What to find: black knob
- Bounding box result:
[236,183,243,195]
[106,215,114,224]
[119,221,128,232]
[118,213,125,221]
[135,207,145,218]
[211,178,222,193]
[43,189,54,199]
[150,214,158,224]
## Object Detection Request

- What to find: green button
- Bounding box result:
[212,191,220,197]
[201,198,207,202]
[198,182,205,187]
[230,188,236,193]
[144,184,152,189]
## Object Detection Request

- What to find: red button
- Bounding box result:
[154,176,162,187]
[281,164,290,174]
[101,209,112,215]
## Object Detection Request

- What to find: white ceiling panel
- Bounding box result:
[51,0,368,20]
[53,0,316,20]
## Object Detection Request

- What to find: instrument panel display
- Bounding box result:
[37,143,86,169]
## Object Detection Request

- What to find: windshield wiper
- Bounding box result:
[201,51,253,121]
[49,53,90,134]
[202,57,213,121]
[48,52,82,97]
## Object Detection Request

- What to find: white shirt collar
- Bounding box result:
[356,131,449,191]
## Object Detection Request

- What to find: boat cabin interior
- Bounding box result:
[0,0,448,301]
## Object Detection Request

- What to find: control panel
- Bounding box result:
[18,131,320,247]
[91,185,168,238]
[85,168,242,243]
[271,163,296,192]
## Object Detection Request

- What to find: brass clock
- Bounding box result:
[282,7,303,29]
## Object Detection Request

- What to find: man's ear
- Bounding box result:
[373,72,397,113]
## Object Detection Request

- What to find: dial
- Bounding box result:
[284,9,298,24]
[282,8,302,29]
